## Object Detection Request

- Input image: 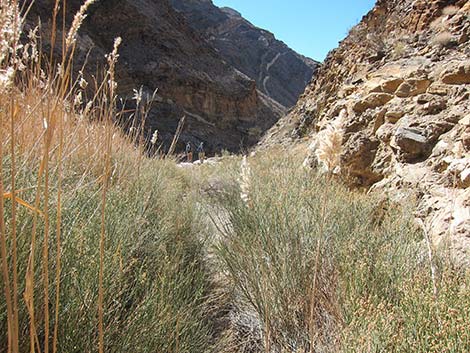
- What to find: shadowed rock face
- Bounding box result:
[27,0,285,153]
[169,0,319,108]
[262,0,470,266]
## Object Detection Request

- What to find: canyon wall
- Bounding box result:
[170,0,319,108]
[263,0,470,265]
[28,0,289,153]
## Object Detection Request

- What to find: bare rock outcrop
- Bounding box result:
[262,0,470,266]
[169,0,319,108]
[27,0,285,154]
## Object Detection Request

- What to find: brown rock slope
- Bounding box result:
[27,0,285,153]
[262,0,470,265]
[169,0,319,108]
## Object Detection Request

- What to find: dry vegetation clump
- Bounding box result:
[306,109,346,174]
[315,110,347,173]
[430,4,462,49]
[0,1,218,352]
[2,1,470,352]
[391,40,407,59]
[442,5,460,16]
[191,149,470,353]
[432,31,456,48]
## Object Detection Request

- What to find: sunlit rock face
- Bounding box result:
[262,0,470,266]
[27,0,286,153]
[169,0,319,108]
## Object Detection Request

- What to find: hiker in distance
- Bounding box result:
[197,142,205,163]
[186,142,193,162]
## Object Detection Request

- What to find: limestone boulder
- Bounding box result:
[341,132,382,186]
[381,78,405,94]
[459,115,470,127]
[392,127,430,162]
[395,79,431,98]
[440,61,470,85]
[427,83,449,96]
[462,131,470,151]
[352,93,394,113]
[417,96,447,115]
[375,123,395,143]
[385,111,405,123]
[423,100,447,115]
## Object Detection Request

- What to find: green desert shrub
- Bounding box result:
[207,150,470,353]
[0,155,216,353]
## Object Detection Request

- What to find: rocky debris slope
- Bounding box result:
[262,0,470,266]
[169,0,319,108]
[27,0,285,153]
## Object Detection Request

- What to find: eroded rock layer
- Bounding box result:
[27,0,286,153]
[169,0,319,108]
[263,0,470,265]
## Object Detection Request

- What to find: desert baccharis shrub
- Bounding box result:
[0,91,218,351]
[205,150,470,353]
[2,0,470,352]
[0,1,217,352]
[1,153,217,352]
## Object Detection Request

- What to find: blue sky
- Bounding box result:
[212,0,376,61]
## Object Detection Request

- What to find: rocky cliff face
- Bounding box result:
[263,0,470,265]
[27,0,286,153]
[169,0,319,108]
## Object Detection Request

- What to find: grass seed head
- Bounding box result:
[315,109,346,173]
[65,0,98,51]
[150,130,158,145]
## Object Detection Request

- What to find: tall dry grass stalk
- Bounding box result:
[65,0,97,51]
[1,109,15,353]
[98,35,122,353]
[9,95,19,353]
[308,192,328,353]
[168,115,186,156]
[1,2,132,352]
[416,219,439,299]
[1,2,23,352]
[52,108,63,353]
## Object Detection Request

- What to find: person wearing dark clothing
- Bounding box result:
[197,142,205,163]
[185,142,193,162]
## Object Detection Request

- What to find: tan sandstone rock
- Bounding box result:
[440,61,470,85]
[381,78,405,93]
[352,93,394,113]
[392,127,430,162]
[427,83,449,96]
[385,111,405,123]
[395,79,431,98]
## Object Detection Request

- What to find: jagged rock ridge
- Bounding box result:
[263,0,470,266]
[27,0,286,153]
[169,0,319,108]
